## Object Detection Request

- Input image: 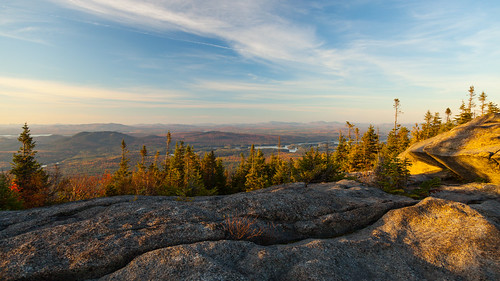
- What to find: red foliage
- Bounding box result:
[9,180,21,193]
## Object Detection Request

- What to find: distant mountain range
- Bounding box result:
[0,122,403,174]
[0,121,403,136]
[0,130,319,173]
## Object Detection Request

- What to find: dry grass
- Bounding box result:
[223,215,265,240]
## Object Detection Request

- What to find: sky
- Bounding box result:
[1,0,499,125]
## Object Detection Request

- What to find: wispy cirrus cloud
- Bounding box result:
[49,0,320,63]
[46,0,500,83]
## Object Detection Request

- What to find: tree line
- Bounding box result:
[1,86,497,209]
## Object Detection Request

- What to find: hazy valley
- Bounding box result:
[0,122,394,175]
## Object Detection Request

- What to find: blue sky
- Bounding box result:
[1,0,499,125]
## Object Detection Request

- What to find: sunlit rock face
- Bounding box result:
[100,198,500,281]
[402,113,500,183]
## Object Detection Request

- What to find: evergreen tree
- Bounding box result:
[478,92,487,116]
[467,86,476,116]
[230,153,249,193]
[430,112,442,137]
[393,98,402,132]
[333,131,349,171]
[133,145,150,194]
[245,148,269,191]
[360,125,379,169]
[294,148,342,184]
[422,110,433,139]
[293,147,321,184]
[410,123,422,144]
[382,128,397,158]
[443,108,454,131]
[487,102,500,114]
[106,139,132,195]
[354,127,360,144]
[397,126,410,152]
[374,156,411,193]
[272,158,293,185]
[148,150,163,195]
[181,145,208,196]
[345,121,354,141]
[169,141,186,188]
[164,131,172,168]
[455,100,472,124]
[445,107,452,123]
[139,145,147,170]
[201,151,226,193]
[10,123,48,207]
[346,142,363,172]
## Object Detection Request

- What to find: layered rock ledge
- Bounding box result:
[401,113,500,183]
[1,180,499,281]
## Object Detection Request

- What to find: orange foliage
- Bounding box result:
[58,173,111,202]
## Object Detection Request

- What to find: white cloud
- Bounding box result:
[49,0,321,64]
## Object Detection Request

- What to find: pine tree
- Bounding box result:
[487,102,500,114]
[354,127,360,144]
[164,131,172,168]
[10,123,48,207]
[333,130,349,172]
[167,141,186,192]
[430,112,442,137]
[201,151,226,193]
[230,153,249,193]
[442,107,454,131]
[393,98,402,132]
[277,136,281,160]
[294,148,342,184]
[467,86,476,116]
[445,108,452,123]
[181,145,207,197]
[455,100,472,125]
[422,110,433,139]
[245,148,269,191]
[478,92,487,116]
[106,139,132,196]
[397,126,410,152]
[148,150,162,195]
[360,125,379,169]
[293,148,321,185]
[346,121,354,141]
[272,158,293,185]
[133,145,149,194]
[410,123,422,144]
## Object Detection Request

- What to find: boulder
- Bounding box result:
[0,182,415,281]
[401,113,500,183]
[101,197,500,281]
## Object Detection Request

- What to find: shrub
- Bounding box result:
[409,177,441,199]
[0,174,24,210]
[374,156,411,193]
[223,216,264,240]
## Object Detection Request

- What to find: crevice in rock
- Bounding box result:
[83,200,419,281]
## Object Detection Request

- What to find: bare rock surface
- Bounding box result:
[100,197,500,281]
[2,181,499,281]
[0,181,415,281]
[431,183,500,204]
[430,183,500,229]
[401,113,500,183]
